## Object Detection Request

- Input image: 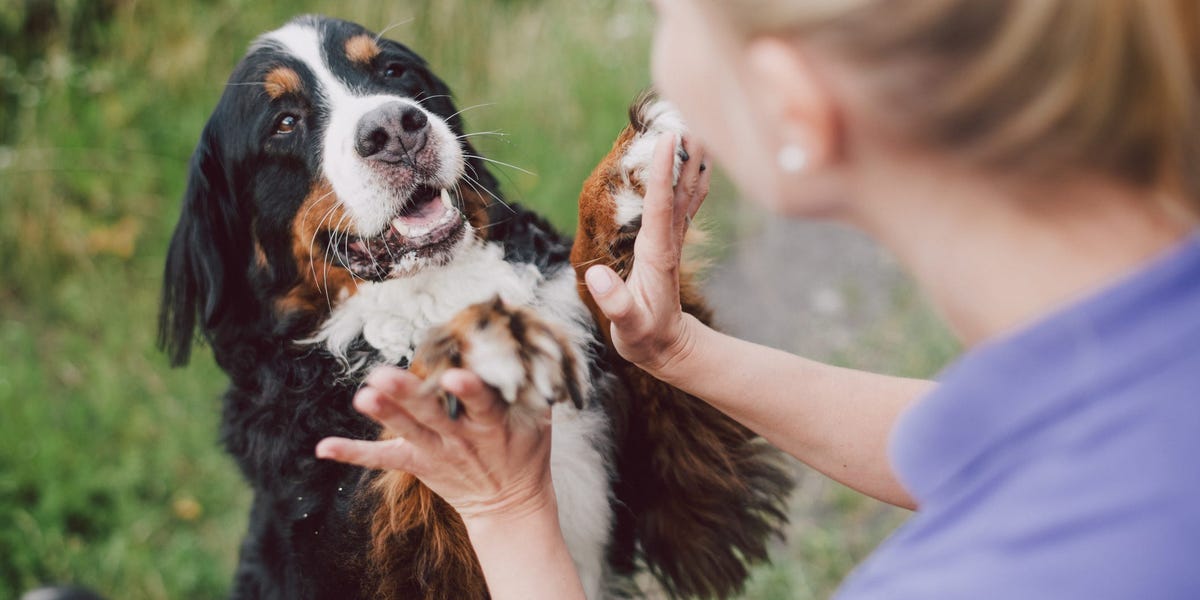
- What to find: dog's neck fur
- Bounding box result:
[309,237,543,368]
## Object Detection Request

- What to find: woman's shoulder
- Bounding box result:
[890,232,1200,504]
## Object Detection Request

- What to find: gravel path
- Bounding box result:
[705,207,910,361]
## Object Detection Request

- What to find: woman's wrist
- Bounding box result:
[461,487,587,600]
[638,313,709,384]
[459,483,558,533]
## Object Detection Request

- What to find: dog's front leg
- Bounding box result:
[364,297,612,600]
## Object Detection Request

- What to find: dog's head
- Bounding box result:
[159,15,501,366]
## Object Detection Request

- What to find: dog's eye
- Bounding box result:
[382,62,407,79]
[274,113,300,135]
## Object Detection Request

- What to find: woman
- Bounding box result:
[317,0,1200,597]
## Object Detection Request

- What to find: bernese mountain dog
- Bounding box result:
[158,14,792,600]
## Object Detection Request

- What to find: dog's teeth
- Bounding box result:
[392,220,411,236]
[440,188,453,209]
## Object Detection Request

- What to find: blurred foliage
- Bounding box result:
[0,1,947,598]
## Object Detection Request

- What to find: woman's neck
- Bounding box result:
[845,158,1195,347]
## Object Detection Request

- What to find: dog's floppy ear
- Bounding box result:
[157,124,252,366]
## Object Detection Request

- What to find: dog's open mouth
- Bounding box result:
[332,185,466,280]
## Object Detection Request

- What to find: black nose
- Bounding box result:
[355,102,430,160]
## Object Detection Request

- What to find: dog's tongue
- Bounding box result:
[392,189,453,237]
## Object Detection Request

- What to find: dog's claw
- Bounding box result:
[444,392,461,420]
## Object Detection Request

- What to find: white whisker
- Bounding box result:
[446,103,495,122]
[412,94,452,108]
[458,174,515,215]
[463,153,536,177]
[306,191,343,308]
[456,131,509,141]
[373,18,415,44]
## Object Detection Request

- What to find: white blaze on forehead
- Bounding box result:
[257,22,465,237]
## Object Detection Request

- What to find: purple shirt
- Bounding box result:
[836,234,1200,599]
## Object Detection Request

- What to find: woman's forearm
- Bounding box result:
[653,315,930,510]
[463,498,587,600]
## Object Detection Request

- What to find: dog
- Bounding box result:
[159,15,792,599]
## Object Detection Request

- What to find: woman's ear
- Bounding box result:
[743,37,842,172]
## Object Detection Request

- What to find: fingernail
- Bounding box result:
[585,266,614,295]
[315,441,333,459]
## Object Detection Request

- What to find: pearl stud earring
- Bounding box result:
[777,144,809,173]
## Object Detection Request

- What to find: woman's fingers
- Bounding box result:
[363,365,424,398]
[673,137,705,233]
[682,140,710,222]
[689,164,711,220]
[350,365,514,441]
[315,436,416,471]
[353,385,442,449]
[440,368,507,425]
[636,135,684,268]
[586,264,648,343]
[363,365,463,432]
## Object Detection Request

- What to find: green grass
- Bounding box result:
[0,2,954,598]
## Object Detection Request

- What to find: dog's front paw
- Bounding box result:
[617,94,691,226]
[612,94,690,232]
[573,92,690,278]
[411,297,584,420]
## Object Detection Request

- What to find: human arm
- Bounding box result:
[583,136,927,509]
[649,317,926,509]
[316,368,586,600]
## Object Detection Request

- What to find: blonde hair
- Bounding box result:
[703,0,1200,211]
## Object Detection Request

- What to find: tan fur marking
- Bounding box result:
[367,325,486,600]
[458,186,493,234]
[345,34,382,65]
[275,181,357,315]
[264,67,303,99]
[253,240,269,268]
[571,125,640,337]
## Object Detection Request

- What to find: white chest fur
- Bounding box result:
[312,240,543,367]
[311,239,615,599]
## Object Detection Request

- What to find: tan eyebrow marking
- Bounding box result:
[264,67,303,99]
[345,34,381,65]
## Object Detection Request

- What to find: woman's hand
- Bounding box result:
[319,366,589,599]
[584,135,710,375]
[316,366,556,522]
